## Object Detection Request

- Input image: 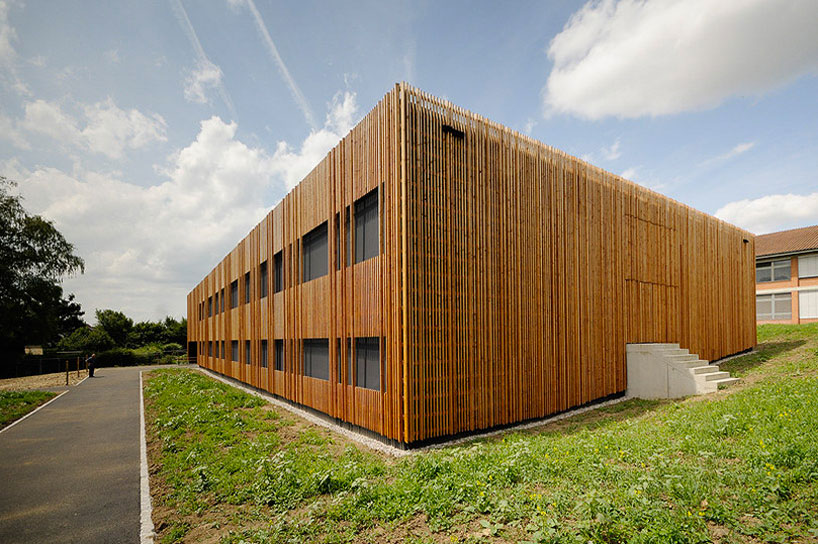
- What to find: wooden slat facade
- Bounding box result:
[188,83,756,446]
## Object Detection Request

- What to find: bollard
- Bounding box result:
[65,359,68,386]
[76,356,80,377]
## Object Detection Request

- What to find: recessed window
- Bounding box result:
[756,293,791,320]
[355,337,380,391]
[213,292,219,314]
[274,339,284,371]
[756,260,790,283]
[208,341,213,357]
[245,340,251,364]
[303,222,329,282]
[260,340,268,368]
[303,339,329,380]
[231,340,239,362]
[336,338,342,383]
[260,261,268,298]
[273,251,283,293]
[230,280,239,309]
[335,213,342,270]
[244,272,251,303]
[354,188,379,263]
[220,341,225,359]
[345,208,351,266]
[220,288,225,312]
[347,338,353,386]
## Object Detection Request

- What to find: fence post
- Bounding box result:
[65,359,68,386]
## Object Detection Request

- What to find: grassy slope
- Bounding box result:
[145,324,818,544]
[0,390,57,429]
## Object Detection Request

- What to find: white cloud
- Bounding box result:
[81,98,167,159]
[104,49,120,64]
[8,89,359,321]
[620,167,637,180]
[21,99,82,141]
[0,0,16,65]
[523,118,536,135]
[715,192,818,235]
[270,90,359,189]
[28,54,45,67]
[700,141,756,166]
[544,0,818,119]
[0,111,29,149]
[601,138,621,160]
[19,98,166,159]
[184,59,224,104]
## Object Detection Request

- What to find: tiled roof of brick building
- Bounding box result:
[756,225,818,257]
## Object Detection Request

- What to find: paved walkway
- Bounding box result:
[0,367,148,544]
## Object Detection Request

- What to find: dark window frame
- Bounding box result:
[274,339,284,371]
[244,272,251,303]
[302,222,329,283]
[303,338,330,381]
[354,188,379,264]
[355,337,381,391]
[230,279,239,309]
[231,340,239,362]
[260,340,268,368]
[259,261,268,298]
[273,251,283,293]
[245,340,251,365]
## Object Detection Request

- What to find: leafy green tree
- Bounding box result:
[95,309,133,347]
[127,321,165,347]
[0,177,84,364]
[58,326,115,353]
[161,316,187,346]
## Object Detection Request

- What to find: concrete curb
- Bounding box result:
[139,371,155,543]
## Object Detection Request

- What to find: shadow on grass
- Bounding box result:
[719,340,806,376]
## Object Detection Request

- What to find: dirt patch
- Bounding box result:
[0,371,87,391]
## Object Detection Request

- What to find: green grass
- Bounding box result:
[145,325,818,543]
[0,390,57,429]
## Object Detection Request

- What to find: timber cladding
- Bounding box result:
[188,83,756,446]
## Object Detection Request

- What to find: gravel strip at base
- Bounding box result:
[197,367,629,456]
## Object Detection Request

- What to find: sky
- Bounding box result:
[1,0,817,323]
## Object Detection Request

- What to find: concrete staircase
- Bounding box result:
[626,343,740,399]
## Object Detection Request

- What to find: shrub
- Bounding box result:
[58,326,115,353]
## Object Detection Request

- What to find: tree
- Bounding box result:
[58,326,115,353]
[0,177,84,363]
[95,309,133,347]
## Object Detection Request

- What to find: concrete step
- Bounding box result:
[710,377,741,388]
[666,354,698,362]
[705,371,731,381]
[691,365,720,375]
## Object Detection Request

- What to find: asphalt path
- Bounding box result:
[0,366,147,543]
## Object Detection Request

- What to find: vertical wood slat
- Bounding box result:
[187,83,756,446]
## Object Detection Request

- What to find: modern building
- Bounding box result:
[187,84,756,447]
[755,225,818,324]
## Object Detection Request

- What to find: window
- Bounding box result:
[756,260,790,282]
[355,337,380,390]
[336,339,342,383]
[347,338,353,385]
[220,341,225,359]
[354,188,379,263]
[245,340,251,364]
[274,339,284,371]
[756,293,792,320]
[208,341,213,357]
[230,280,239,309]
[335,213,341,270]
[245,272,251,303]
[220,288,225,312]
[799,290,818,319]
[303,222,329,282]
[213,292,219,314]
[799,254,818,279]
[260,340,268,368]
[231,340,239,362]
[259,261,268,298]
[273,251,283,293]
[345,208,351,266]
[303,339,329,380]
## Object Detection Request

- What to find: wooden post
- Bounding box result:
[65,359,68,386]
[76,356,80,377]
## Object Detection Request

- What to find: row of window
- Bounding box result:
[756,254,818,283]
[197,188,379,321]
[199,336,382,391]
[757,289,818,321]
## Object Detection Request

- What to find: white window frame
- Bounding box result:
[798,254,818,279]
[756,293,792,320]
[756,259,791,283]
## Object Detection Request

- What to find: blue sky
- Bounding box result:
[1,0,817,322]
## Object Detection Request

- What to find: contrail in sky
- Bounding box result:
[244,0,318,130]
[170,0,237,119]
